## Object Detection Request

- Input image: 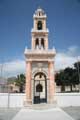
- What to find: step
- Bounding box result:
[23,101,57,110]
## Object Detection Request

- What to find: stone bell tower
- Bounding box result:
[24,8,56,104]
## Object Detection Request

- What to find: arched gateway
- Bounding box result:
[24,8,56,105]
[33,72,47,104]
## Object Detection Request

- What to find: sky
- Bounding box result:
[0,0,80,77]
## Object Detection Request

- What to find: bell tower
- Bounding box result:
[24,8,56,105]
[31,8,48,50]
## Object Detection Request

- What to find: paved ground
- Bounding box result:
[62,107,80,120]
[11,108,74,120]
[0,107,80,120]
[0,108,20,120]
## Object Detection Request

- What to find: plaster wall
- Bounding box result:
[0,93,80,108]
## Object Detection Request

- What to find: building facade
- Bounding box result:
[24,8,56,104]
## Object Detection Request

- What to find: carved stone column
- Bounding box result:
[26,61,32,104]
[32,35,35,49]
[48,61,55,103]
[45,35,48,49]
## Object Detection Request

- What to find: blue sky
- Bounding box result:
[0,0,80,77]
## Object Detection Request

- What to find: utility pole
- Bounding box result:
[77,57,80,92]
[0,63,3,78]
[0,63,3,92]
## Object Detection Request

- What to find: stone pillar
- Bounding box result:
[32,35,35,49]
[43,19,46,30]
[48,61,55,103]
[26,61,32,104]
[34,19,37,30]
[39,38,41,49]
[45,35,48,49]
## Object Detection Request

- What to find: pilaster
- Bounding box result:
[26,61,32,104]
[48,61,55,103]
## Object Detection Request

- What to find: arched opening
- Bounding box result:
[34,72,47,104]
[39,12,40,16]
[41,38,45,49]
[35,38,39,49]
[37,21,42,30]
[34,72,46,80]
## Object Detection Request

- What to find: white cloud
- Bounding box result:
[67,46,79,56]
[0,45,80,77]
[55,53,77,71]
[0,60,25,77]
[55,45,80,71]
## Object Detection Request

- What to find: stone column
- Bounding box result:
[45,35,48,49]
[26,61,32,104]
[43,19,46,30]
[39,38,41,49]
[48,61,55,103]
[34,19,37,30]
[31,35,35,49]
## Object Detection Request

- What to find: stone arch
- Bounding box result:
[32,70,48,80]
[33,70,47,104]
[34,72,46,79]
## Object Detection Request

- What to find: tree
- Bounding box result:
[55,66,79,92]
[74,61,80,84]
[15,74,26,93]
[74,61,80,71]
[55,70,66,92]
[64,68,75,92]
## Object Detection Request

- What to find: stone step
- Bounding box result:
[24,101,57,110]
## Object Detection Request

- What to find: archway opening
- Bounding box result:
[35,38,39,49]
[33,72,47,104]
[41,38,44,49]
[37,21,42,30]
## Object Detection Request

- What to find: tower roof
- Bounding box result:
[33,7,47,18]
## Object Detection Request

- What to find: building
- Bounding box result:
[24,8,56,104]
[0,77,8,93]
[8,82,20,93]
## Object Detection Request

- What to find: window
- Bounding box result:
[41,38,44,49]
[39,12,40,16]
[37,21,42,30]
[36,84,43,92]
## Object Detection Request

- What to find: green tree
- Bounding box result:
[15,74,26,93]
[74,61,80,71]
[55,66,79,92]
[74,61,80,84]
[55,70,66,92]
[64,68,75,92]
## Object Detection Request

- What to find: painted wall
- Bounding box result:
[55,93,80,107]
[0,93,25,108]
[0,93,80,108]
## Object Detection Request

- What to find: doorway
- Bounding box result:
[33,72,47,104]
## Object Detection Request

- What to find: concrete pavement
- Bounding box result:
[12,108,74,120]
